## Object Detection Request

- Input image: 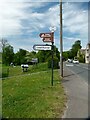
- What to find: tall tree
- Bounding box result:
[14,49,27,65]
[70,40,82,59]
[1,39,14,65]
[0,38,8,52]
[25,51,36,63]
[2,44,14,65]
[36,45,60,63]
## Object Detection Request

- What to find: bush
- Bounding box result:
[2,67,9,78]
[78,56,85,63]
[48,56,59,69]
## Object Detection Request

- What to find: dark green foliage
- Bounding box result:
[2,45,14,65]
[62,51,69,60]
[1,38,83,66]
[70,40,82,59]
[14,49,27,65]
[48,55,59,69]
[36,50,47,63]
[1,39,14,65]
[36,45,60,63]
[78,55,85,63]
[2,67,9,78]
[63,40,82,59]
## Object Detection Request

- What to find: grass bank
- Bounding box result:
[2,63,49,78]
[2,63,67,118]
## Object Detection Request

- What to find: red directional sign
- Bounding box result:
[39,32,53,42]
[42,37,52,42]
[39,33,52,38]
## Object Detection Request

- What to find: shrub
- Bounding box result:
[2,67,9,78]
[78,56,85,63]
[48,56,59,69]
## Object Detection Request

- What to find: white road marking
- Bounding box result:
[66,64,74,67]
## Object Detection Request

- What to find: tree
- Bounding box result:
[1,39,14,65]
[62,51,69,60]
[36,45,60,63]
[14,49,27,65]
[25,51,36,62]
[2,45,14,65]
[47,55,59,69]
[71,40,82,59]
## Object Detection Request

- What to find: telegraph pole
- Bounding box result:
[60,0,63,77]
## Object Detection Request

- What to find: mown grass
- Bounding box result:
[2,63,49,78]
[1,65,9,78]
[0,64,2,78]
[2,69,67,118]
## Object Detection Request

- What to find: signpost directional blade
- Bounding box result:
[33,44,51,51]
[43,37,52,42]
[39,33,52,38]
[39,33,53,42]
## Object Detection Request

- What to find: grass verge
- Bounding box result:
[2,63,49,78]
[2,70,67,118]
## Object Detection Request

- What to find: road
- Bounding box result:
[62,62,89,118]
[65,62,90,83]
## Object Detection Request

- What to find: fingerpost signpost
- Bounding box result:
[39,30,55,86]
[33,28,56,86]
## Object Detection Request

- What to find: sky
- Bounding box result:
[0,0,89,53]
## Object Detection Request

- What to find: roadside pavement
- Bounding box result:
[62,64,88,118]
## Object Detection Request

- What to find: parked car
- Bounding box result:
[73,59,79,64]
[67,59,73,63]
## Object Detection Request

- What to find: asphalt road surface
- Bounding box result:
[62,62,89,118]
[65,62,90,83]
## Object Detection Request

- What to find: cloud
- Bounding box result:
[0,0,25,37]
[9,36,46,53]
[63,3,88,35]
[0,1,88,51]
[0,1,55,37]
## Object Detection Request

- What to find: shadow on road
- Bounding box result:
[63,73,75,77]
[63,70,87,78]
[62,69,88,83]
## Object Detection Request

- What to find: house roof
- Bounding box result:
[79,49,86,53]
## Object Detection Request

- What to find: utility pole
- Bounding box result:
[60,0,63,77]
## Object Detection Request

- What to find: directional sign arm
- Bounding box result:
[39,33,52,38]
[33,44,51,51]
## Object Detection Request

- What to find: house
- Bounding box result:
[85,43,90,64]
[77,43,90,64]
[77,49,86,59]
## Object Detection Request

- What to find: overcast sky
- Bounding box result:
[0,0,88,52]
